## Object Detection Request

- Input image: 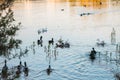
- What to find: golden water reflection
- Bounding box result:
[3,0,118,10]
[49,0,109,8]
[49,0,120,9]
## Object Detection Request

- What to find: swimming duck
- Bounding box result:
[46,65,52,75]
[23,62,29,76]
[2,60,8,78]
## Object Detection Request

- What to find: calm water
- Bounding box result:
[1,0,120,80]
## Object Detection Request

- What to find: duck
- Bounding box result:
[38,30,41,34]
[46,65,52,75]
[37,36,43,45]
[1,60,8,78]
[61,9,64,11]
[115,72,120,80]
[42,28,47,33]
[64,41,70,48]
[48,38,54,45]
[23,62,29,76]
[89,48,96,60]
[16,61,22,75]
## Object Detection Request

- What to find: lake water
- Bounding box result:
[0,0,120,80]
